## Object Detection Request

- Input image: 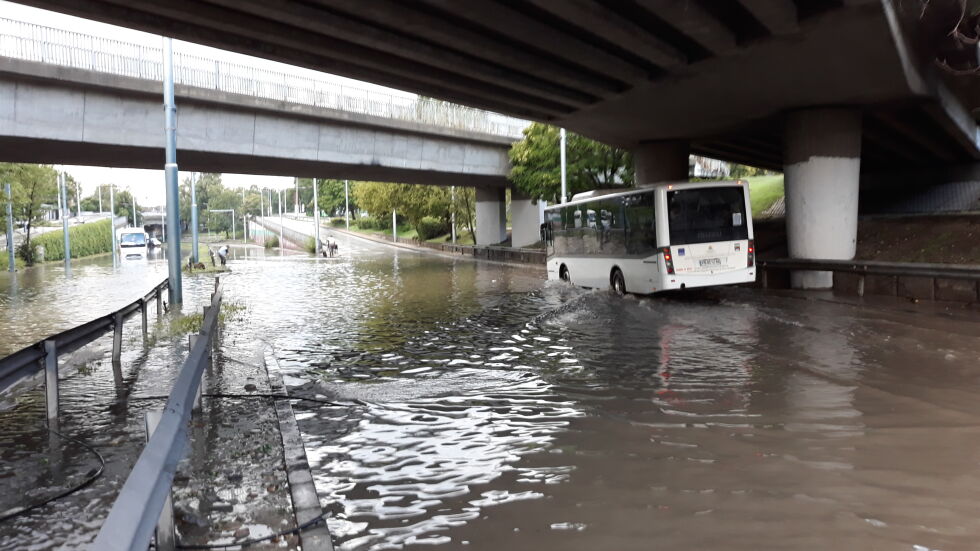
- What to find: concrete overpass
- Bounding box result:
[0,20,534,246]
[14,0,978,288]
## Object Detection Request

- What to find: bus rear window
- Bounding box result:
[120,233,146,246]
[667,187,748,245]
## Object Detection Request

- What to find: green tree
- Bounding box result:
[314,179,358,217]
[509,122,633,203]
[0,163,58,264]
[352,181,452,235]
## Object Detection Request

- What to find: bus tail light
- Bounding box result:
[662,247,675,274]
[747,240,755,267]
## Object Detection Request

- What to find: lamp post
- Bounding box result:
[560,128,567,203]
[58,172,71,274]
[278,189,284,252]
[344,180,350,230]
[450,186,456,245]
[162,37,182,305]
[5,183,14,272]
[190,173,199,264]
[312,178,321,256]
[110,185,118,267]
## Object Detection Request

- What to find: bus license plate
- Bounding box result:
[699,257,722,267]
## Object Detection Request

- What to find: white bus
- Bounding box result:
[541,180,755,295]
[117,228,149,260]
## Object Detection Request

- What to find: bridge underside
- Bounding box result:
[0,136,508,189]
[11,0,978,167]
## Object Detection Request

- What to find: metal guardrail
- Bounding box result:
[94,276,224,551]
[0,17,528,139]
[0,278,170,422]
[759,258,980,281]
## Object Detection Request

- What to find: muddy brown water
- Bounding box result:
[2,234,980,550]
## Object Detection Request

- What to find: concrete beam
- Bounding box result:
[739,0,798,35]
[192,0,596,110]
[635,0,738,56]
[525,0,686,69]
[11,0,561,120]
[312,0,624,98]
[99,0,579,116]
[418,0,647,85]
[0,76,511,186]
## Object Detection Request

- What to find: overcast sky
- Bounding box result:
[1,1,416,207]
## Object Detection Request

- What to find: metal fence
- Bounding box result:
[0,278,170,422]
[94,276,225,551]
[0,17,528,139]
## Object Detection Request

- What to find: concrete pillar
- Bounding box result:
[511,189,542,248]
[783,108,862,289]
[634,140,689,185]
[475,187,507,245]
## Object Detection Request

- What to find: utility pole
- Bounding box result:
[392,210,396,241]
[162,37,182,305]
[110,185,118,267]
[344,180,350,230]
[6,183,14,272]
[58,172,71,274]
[74,178,81,218]
[132,193,138,228]
[259,187,264,220]
[191,173,199,264]
[451,186,456,244]
[560,128,567,203]
[98,184,103,213]
[312,178,321,256]
[278,189,284,252]
[294,177,299,214]
[241,188,246,244]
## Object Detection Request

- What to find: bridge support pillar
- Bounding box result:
[634,140,689,184]
[475,187,507,245]
[784,108,862,289]
[511,189,542,248]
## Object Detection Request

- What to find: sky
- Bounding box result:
[0,1,417,207]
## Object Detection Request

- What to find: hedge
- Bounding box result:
[24,219,113,264]
[330,217,347,227]
[416,216,447,241]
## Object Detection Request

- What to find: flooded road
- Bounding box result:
[2,233,980,550]
[221,233,980,551]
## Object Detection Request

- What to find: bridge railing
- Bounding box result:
[0,17,528,139]
[0,277,170,423]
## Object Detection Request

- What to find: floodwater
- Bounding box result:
[3,233,980,550]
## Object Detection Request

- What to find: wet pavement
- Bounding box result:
[3,233,980,550]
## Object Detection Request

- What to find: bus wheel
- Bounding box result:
[559,265,570,282]
[611,268,626,296]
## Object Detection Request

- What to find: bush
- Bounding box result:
[330,217,347,227]
[416,216,447,241]
[357,216,378,230]
[304,237,317,254]
[265,236,279,249]
[23,219,113,264]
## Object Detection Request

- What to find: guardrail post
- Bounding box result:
[189,334,204,411]
[857,274,865,297]
[43,340,59,425]
[144,409,176,551]
[156,288,163,319]
[112,312,124,364]
[140,298,148,339]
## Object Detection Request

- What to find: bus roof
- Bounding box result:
[548,180,747,210]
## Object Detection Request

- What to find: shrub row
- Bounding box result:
[416,216,448,241]
[330,217,347,227]
[22,219,113,264]
[356,216,390,231]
